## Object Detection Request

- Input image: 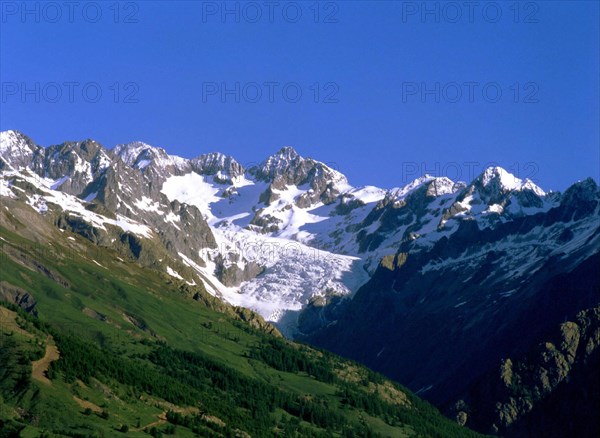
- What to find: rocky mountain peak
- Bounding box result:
[191,152,245,183]
[480,166,512,186]
[113,141,155,167]
[425,177,467,197]
[0,129,35,151]
[445,166,548,213]
[562,177,599,201]
[31,140,110,195]
[253,146,304,181]
[557,178,600,220]
[250,147,349,205]
[276,146,300,160]
[51,139,104,161]
[113,141,189,175]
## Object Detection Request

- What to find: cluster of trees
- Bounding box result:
[0,336,32,400]
[148,345,349,433]
[149,344,282,432]
[0,334,33,438]
[248,337,337,383]
[48,333,201,406]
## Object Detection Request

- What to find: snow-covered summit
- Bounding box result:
[0,130,30,152]
[113,141,153,166]
[0,130,39,170]
[390,175,464,201]
[252,146,302,180]
[271,146,301,162]
[114,141,187,171]
[438,166,552,227]
[478,166,545,196]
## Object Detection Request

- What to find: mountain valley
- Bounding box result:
[1,130,598,436]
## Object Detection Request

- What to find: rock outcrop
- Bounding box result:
[0,281,38,315]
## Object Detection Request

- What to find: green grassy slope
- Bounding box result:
[0,217,485,437]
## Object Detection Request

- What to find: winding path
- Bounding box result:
[31,338,59,385]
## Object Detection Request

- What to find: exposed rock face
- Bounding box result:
[0,281,38,315]
[297,294,347,336]
[555,177,599,220]
[31,140,110,196]
[258,185,280,206]
[191,152,245,184]
[248,210,282,234]
[234,307,282,337]
[215,257,264,287]
[251,146,315,184]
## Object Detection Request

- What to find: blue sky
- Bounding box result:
[1,1,598,191]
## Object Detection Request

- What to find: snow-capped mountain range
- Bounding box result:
[1,130,597,336]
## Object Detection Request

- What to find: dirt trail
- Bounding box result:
[131,411,167,432]
[73,396,102,413]
[31,338,59,385]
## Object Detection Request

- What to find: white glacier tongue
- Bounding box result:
[156,168,479,329]
[210,226,370,336]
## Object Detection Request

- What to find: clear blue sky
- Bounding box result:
[1,1,598,191]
